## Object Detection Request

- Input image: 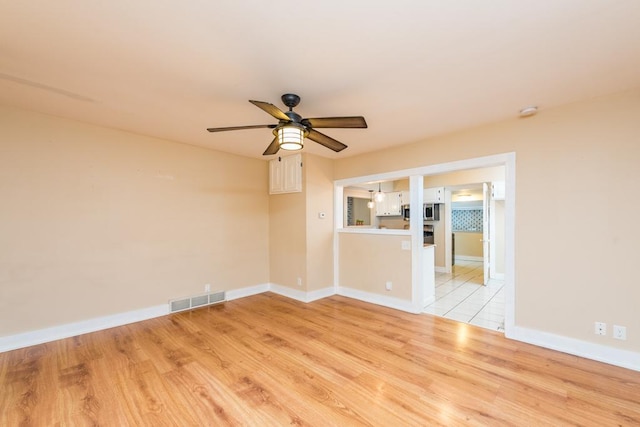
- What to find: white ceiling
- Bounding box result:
[1,1,639,159]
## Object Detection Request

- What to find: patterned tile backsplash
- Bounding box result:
[346,197,354,225]
[452,209,483,231]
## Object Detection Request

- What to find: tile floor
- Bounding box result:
[424,259,505,332]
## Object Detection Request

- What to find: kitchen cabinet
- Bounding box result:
[424,186,444,203]
[400,191,410,206]
[375,191,402,216]
[269,153,302,194]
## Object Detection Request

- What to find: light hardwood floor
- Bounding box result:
[1,293,639,426]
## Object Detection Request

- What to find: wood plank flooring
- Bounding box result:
[1,293,639,426]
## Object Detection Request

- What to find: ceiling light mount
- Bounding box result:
[281,93,301,110]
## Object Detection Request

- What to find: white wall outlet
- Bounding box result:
[204,283,211,293]
[594,321,607,336]
[401,240,411,250]
[385,281,392,291]
[297,277,302,286]
[613,325,627,340]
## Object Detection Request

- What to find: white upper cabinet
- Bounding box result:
[424,186,444,203]
[375,191,402,216]
[269,153,302,194]
[400,191,410,206]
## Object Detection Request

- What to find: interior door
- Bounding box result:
[482,182,490,285]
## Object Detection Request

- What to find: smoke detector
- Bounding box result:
[519,106,538,118]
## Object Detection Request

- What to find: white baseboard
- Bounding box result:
[337,286,419,314]
[226,283,270,301]
[0,304,169,353]
[306,286,336,302]
[490,272,505,280]
[506,325,640,372]
[270,283,335,303]
[455,255,483,261]
[434,266,447,273]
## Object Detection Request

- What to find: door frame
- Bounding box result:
[482,182,490,285]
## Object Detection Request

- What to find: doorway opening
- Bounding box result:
[423,177,506,332]
[333,152,514,335]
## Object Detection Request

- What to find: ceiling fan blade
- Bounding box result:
[302,116,367,129]
[207,124,276,132]
[263,136,280,156]
[307,129,348,152]
[249,100,290,121]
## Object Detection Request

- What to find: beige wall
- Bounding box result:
[269,154,334,293]
[0,106,270,336]
[335,89,640,352]
[378,217,407,229]
[304,155,334,292]
[343,187,375,227]
[351,200,370,225]
[423,167,505,187]
[269,181,306,289]
[339,233,412,300]
[454,232,483,258]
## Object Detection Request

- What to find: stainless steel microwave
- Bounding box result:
[402,203,440,221]
[424,203,440,221]
[402,205,410,221]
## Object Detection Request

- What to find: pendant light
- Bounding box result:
[374,183,386,203]
[367,190,375,209]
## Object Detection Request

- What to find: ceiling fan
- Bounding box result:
[206,93,367,156]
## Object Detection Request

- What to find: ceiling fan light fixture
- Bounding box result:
[277,124,306,151]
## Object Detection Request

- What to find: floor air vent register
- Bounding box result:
[169,291,226,313]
